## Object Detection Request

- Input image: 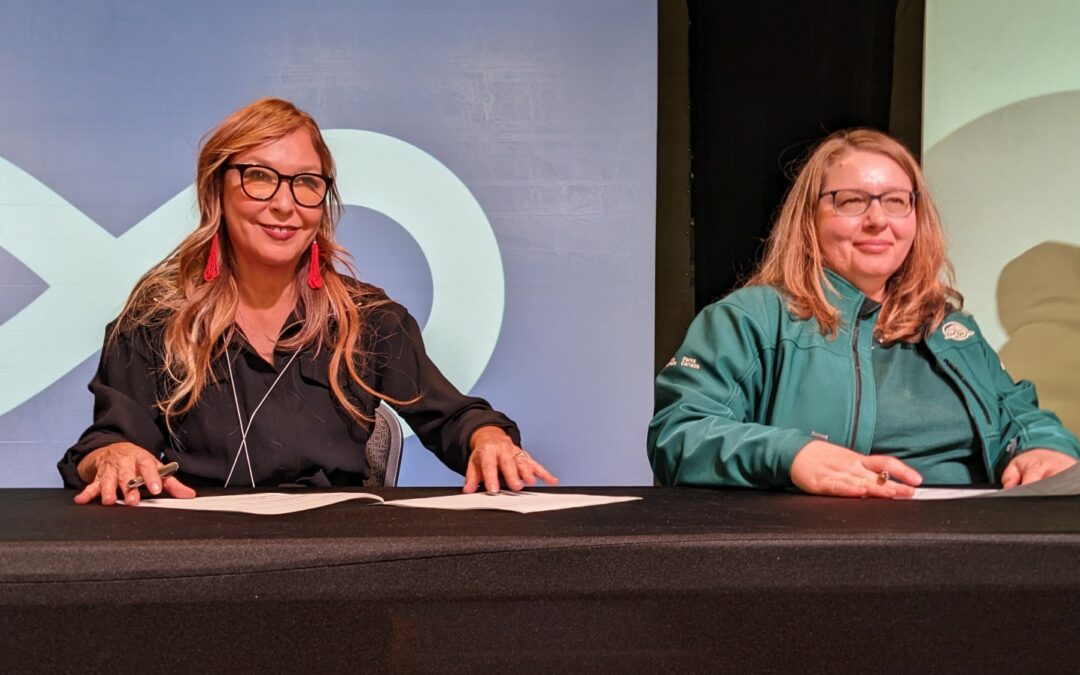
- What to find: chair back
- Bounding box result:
[363,404,404,487]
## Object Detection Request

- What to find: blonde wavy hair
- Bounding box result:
[747,128,962,343]
[112,97,396,427]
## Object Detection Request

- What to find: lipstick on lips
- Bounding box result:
[260,223,300,241]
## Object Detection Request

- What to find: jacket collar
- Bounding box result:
[822,269,870,319]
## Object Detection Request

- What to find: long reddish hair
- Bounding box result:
[747,128,962,342]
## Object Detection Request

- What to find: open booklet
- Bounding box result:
[131,491,641,516]
[912,461,1080,499]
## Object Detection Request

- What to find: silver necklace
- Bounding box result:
[223,345,302,488]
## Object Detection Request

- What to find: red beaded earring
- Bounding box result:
[307,240,324,290]
[203,231,221,282]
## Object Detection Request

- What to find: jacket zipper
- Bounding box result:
[944,359,992,424]
[942,358,994,481]
[848,320,862,448]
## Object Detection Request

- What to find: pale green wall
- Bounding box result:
[924,0,1080,351]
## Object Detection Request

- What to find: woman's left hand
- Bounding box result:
[1001,449,1078,488]
[463,426,559,493]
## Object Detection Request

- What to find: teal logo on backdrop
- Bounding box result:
[0,130,505,432]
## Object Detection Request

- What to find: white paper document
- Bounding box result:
[384,491,641,514]
[133,491,639,515]
[134,492,384,515]
[910,488,998,500]
[911,463,1080,499]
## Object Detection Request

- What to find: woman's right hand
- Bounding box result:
[790,440,922,498]
[74,442,196,506]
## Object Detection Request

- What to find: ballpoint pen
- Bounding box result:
[126,461,180,489]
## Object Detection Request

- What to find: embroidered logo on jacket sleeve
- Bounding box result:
[942,321,975,341]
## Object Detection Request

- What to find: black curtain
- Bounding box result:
[687,0,901,310]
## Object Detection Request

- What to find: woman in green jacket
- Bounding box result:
[649,129,1080,497]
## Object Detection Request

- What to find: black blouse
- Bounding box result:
[58,299,519,488]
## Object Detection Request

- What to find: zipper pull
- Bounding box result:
[1006,437,1019,458]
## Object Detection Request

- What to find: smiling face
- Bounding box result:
[222,128,325,283]
[815,150,917,301]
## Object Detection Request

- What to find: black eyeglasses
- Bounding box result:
[226,163,333,208]
[819,189,917,217]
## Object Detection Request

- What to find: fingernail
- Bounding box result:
[150,482,161,495]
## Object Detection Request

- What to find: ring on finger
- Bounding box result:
[876,470,890,486]
[513,450,530,461]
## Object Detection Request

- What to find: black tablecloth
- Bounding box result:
[2,487,1079,674]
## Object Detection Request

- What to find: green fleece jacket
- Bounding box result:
[648,272,1080,488]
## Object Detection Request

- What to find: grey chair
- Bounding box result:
[363,403,404,487]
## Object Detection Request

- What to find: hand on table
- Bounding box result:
[74,442,196,506]
[790,440,922,498]
[463,426,559,494]
[1001,449,1077,489]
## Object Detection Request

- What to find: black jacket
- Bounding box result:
[58,299,518,488]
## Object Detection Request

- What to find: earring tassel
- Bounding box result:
[203,232,221,282]
[307,240,324,289]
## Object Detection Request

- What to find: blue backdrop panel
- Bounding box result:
[0,1,657,487]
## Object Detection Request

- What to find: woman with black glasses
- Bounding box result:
[60,97,556,504]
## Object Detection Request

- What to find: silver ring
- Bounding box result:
[513,451,529,461]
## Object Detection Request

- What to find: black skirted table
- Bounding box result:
[2,487,1079,674]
